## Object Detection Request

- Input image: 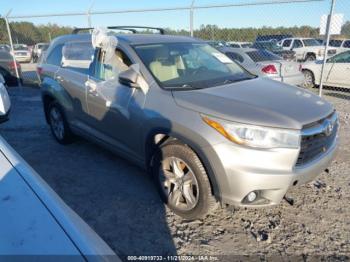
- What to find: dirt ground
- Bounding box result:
[0,83,349,261]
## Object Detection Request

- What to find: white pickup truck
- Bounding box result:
[279,37,337,62]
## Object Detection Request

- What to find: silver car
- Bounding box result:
[219,47,304,86]
[38,29,338,220]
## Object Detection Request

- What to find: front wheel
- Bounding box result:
[303,70,315,89]
[152,142,217,220]
[48,102,74,144]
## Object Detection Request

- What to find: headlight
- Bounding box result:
[203,116,300,149]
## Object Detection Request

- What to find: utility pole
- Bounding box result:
[319,0,336,97]
[5,10,21,87]
[190,0,195,37]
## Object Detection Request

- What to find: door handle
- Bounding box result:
[85,80,99,96]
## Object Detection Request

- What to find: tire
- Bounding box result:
[152,142,217,220]
[302,70,315,89]
[48,101,74,144]
[305,54,316,62]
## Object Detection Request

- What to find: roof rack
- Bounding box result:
[72,26,165,35]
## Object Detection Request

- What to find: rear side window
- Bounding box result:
[329,40,342,47]
[62,41,94,72]
[46,44,64,66]
[229,44,240,48]
[225,52,244,63]
[246,50,281,62]
[282,40,292,47]
[343,40,350,48]
[293,40,303,48]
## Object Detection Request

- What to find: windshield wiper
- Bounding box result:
[167,84,204,90]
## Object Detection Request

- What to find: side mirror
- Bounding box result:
[119,67,140,88]
[0,74,5,84]
[0,75,11,123]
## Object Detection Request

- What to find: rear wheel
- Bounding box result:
[48,102,74,144]
[152,142,217,220]
[303,70,315,89]
[305,54,316,62]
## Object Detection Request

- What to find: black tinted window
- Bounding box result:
[282,40,292,47]
[46,44,64,66]
[226,52,244,63]
[246,50,281,62]
[329,40,342,47]
[0,51,12,60]
[343,40,350,48]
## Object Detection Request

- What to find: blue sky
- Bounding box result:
[0,0,349,30]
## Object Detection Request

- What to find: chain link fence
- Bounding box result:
[0,0,349,100]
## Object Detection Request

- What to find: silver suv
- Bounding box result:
[38,27,338,220]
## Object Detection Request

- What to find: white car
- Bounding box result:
[279,38,337,61]
[226,41,252,48]
[302,50,350,89]
[0,75,118,259]
[219,47,304,86]
[13,44,32,63]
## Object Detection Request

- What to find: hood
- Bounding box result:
[172,78,333,130]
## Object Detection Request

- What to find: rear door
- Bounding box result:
[292,39,304,60]
[54,41,94,124]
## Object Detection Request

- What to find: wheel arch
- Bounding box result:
[145,128,222,201]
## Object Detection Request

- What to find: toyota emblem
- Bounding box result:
[324,120,334,137]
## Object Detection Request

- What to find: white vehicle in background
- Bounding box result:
[302,50,350,89]
[328,39,350,54]
[218,47,304,86]
[32,43,50,63]
[226,41,252,48]
[0,74,118,259]
[279,38,337,62]
[13,44,32,63]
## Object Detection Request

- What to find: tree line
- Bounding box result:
[1,18,350,45]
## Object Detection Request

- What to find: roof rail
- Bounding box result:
[72,26,165,35]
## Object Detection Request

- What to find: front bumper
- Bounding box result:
[206,136,338,207]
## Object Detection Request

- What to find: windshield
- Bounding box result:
[246,49,281,62]
[302,39,321,47]
[14,45,28,51]
[133,42,254,90]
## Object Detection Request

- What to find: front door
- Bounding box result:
[326,50,350,88]
[86,47,146,160]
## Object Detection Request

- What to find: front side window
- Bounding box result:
[94,48,132,81]
[133,42,254,89]
[329,51,350,63]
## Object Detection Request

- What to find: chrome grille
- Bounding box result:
[296,113,338,167]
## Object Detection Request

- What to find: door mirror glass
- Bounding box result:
[118,67,140,88]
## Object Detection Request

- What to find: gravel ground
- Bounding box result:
[0,84,349,260]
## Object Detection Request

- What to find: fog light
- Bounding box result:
[247,191,257,202]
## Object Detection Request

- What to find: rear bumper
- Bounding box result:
[15,56,31,63]
[282,73,305,86]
